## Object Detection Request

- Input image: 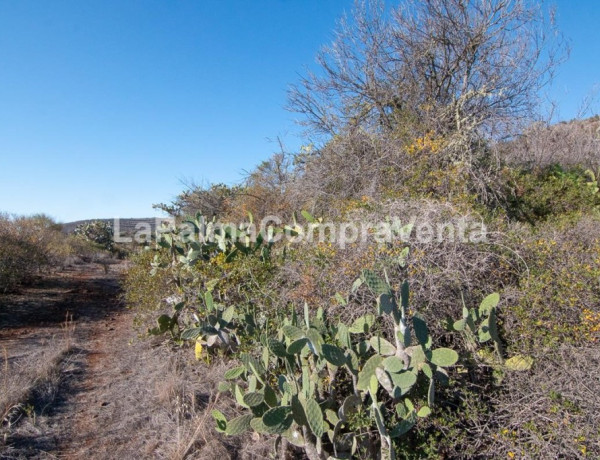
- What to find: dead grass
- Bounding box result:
[0,316,76,436]
[477,345,600,459]
[146,351,273,460]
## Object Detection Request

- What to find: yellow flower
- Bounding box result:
[195,340,203,360]
[508,452,515,459]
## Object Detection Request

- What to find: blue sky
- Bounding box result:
[0,0,598,222]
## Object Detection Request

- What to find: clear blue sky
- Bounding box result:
[0,0,598,222]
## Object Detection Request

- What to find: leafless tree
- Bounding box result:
[289,0,566,161]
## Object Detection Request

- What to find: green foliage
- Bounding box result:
[451,292,503,362]
[505,215,600,350]
[213,271,476,460]
[501,165,600,224]
[138,213,282,347]
[122,248,173,329]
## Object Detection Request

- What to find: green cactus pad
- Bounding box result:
[401,280,409,310]
[305,328,324,355]
[412,313,430,347]
[249,417,269,434]
[478,319,492,342]
[369,336,397,356]
[479,292,500,315]
[427,378,435,406]
[373,404,388,436]
[180,326,204,340]
[377,293,396,315]
[224,365,246,380]
[429,348,459,367]
[383,356,405,373]
[452,318,467,331]
[233,384,249,408]
[262,406,293,434]
[291,394,308,425]
[336,323,351,349]
[264,384,279,407]
[406,345,426,367]
[346,349,359,372]
[389,370,417,393]
[222,305,235,324]
[283,428,306,447]
[349,314,375,334]
[211,409,227,433]
[325,408,339,426]
[268,338,289,357]
[282,325,305,341]
[375,367,394,393]
[417,406,432,418]
[322,344,347,366]
[361,269,392,295]
[243,392,265,407]
[389,419,415,438]
[304,398,325,438]
[287,337,309,355]
[395,401,408,419]
[357,354,384,391]
[225,414,253,436]
[421,362,433,379]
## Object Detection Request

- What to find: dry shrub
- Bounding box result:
[0,214,73,292]
[152,354,274,460]
[418,345,600,459]
[289,129,503,221]
[280,199,518,337]
[288,131,401,216]
[506,116,600,170]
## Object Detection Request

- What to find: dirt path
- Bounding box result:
[0,264,260,460]
[0,264,168,459]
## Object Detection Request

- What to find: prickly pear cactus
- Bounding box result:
[215,271,464,460]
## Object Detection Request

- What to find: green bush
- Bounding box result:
[124,214,281,339]
[500,165,600,224]
[504,214,600,351]
[122,248,174,330]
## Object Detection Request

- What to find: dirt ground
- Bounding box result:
[0,263,159,459]
[0,264,273,460]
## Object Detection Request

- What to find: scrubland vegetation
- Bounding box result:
[0,216,125,294]
[2,0,599,458]
[121,1,600,458]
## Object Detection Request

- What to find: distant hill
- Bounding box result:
[61,218,172,236]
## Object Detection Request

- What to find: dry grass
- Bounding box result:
[1,316,76,435]
[145,352,274,460]
[472,345,600,459]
